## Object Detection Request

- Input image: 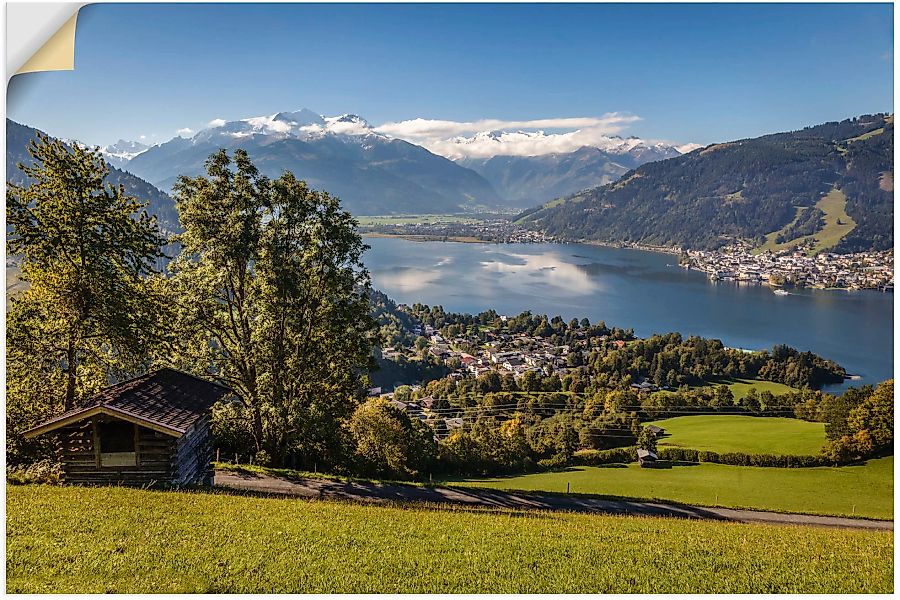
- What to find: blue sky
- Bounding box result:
[7,3,894,150]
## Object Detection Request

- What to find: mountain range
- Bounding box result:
[460,142,679,207]
[119,110,502,214]
[7,111,892,254]
[112,109,684,214]
[517,114,894,253]
[9,109,686,217]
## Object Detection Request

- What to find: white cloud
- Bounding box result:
[243,115,293,134]
[676,142,703,154]
[176,127,193,136]
[139,135,146,140]
[376,114,639,140]
[373,113,660,159]
[207,118,227,128]
[323,115,372,136]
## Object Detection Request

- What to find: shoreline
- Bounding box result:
[362,234,891,292]
[361,232,682,254]
[361,233,495,244]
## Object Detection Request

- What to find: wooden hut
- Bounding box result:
[637,448,659,468]
[23,368,233,487]
[646,424,665,437]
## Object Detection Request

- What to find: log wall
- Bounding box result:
[57,415,212,487]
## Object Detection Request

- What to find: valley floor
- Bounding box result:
[6,485,893,593]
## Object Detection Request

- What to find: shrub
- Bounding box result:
[658,448,830,468]
[572,446,637,466]
[253,450,272,467]
[537,454,569,471]
[657,447,699,463]
[7,460,62,485]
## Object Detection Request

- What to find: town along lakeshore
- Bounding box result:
[364,237,893,391]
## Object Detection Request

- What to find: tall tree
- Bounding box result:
[171,149,376,467]
[7,134,166,416]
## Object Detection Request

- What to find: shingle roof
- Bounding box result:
[23,368,234,438]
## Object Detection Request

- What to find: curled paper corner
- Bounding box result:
[10,3,84,77]
[16,12,79,75]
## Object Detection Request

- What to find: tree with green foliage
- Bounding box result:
[846,380,893,454]
[6,135,166,463]
[349,398,436,478]
[170,149,376,468]
[637,426,658,453]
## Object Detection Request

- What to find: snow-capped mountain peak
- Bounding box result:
[100,139,150,167]
[186,109,381,146]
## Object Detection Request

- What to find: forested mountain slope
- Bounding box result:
[518,115,893,252]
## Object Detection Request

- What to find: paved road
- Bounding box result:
[215,470,892,531]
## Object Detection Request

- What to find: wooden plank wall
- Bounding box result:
[170,415,213,487]
[58,420,175,486]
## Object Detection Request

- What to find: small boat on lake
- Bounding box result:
[773,289,789,296]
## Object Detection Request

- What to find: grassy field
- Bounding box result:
[756,188,856,255]
[6,486,892,593]
[717,377,797,400]
[452,456,893,520]
[648,415,826,455]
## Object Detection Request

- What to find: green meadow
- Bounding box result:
[756,188,856,255]
[6,485,892,593]
[453,456,893,520]
[719,377,797,400]
[648,415,826,455]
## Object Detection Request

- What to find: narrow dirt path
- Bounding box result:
[214,470,892,531]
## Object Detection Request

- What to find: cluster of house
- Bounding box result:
[683,245,893,291]
[423,328,576,380]
[363,385,464,438]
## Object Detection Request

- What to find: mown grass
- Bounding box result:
[648,415,826,455]
[453,456,893,520]
[6,485,893,593]
[691,377,796,400]
[722,377,797,400]
[756,188,856,254]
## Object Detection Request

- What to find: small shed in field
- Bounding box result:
[646,425,665,437]
[637,448,659,468]
[23,368,232,487]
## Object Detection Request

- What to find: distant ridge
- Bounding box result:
[517,115,894,253]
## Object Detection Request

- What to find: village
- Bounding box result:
[681,245,894,291]
[369,313,664,434]
[359,217,558,243]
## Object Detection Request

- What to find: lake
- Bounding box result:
[363,237,894,391]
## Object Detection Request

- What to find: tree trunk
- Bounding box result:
[64,338,76,410]
[252,403,264,454]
